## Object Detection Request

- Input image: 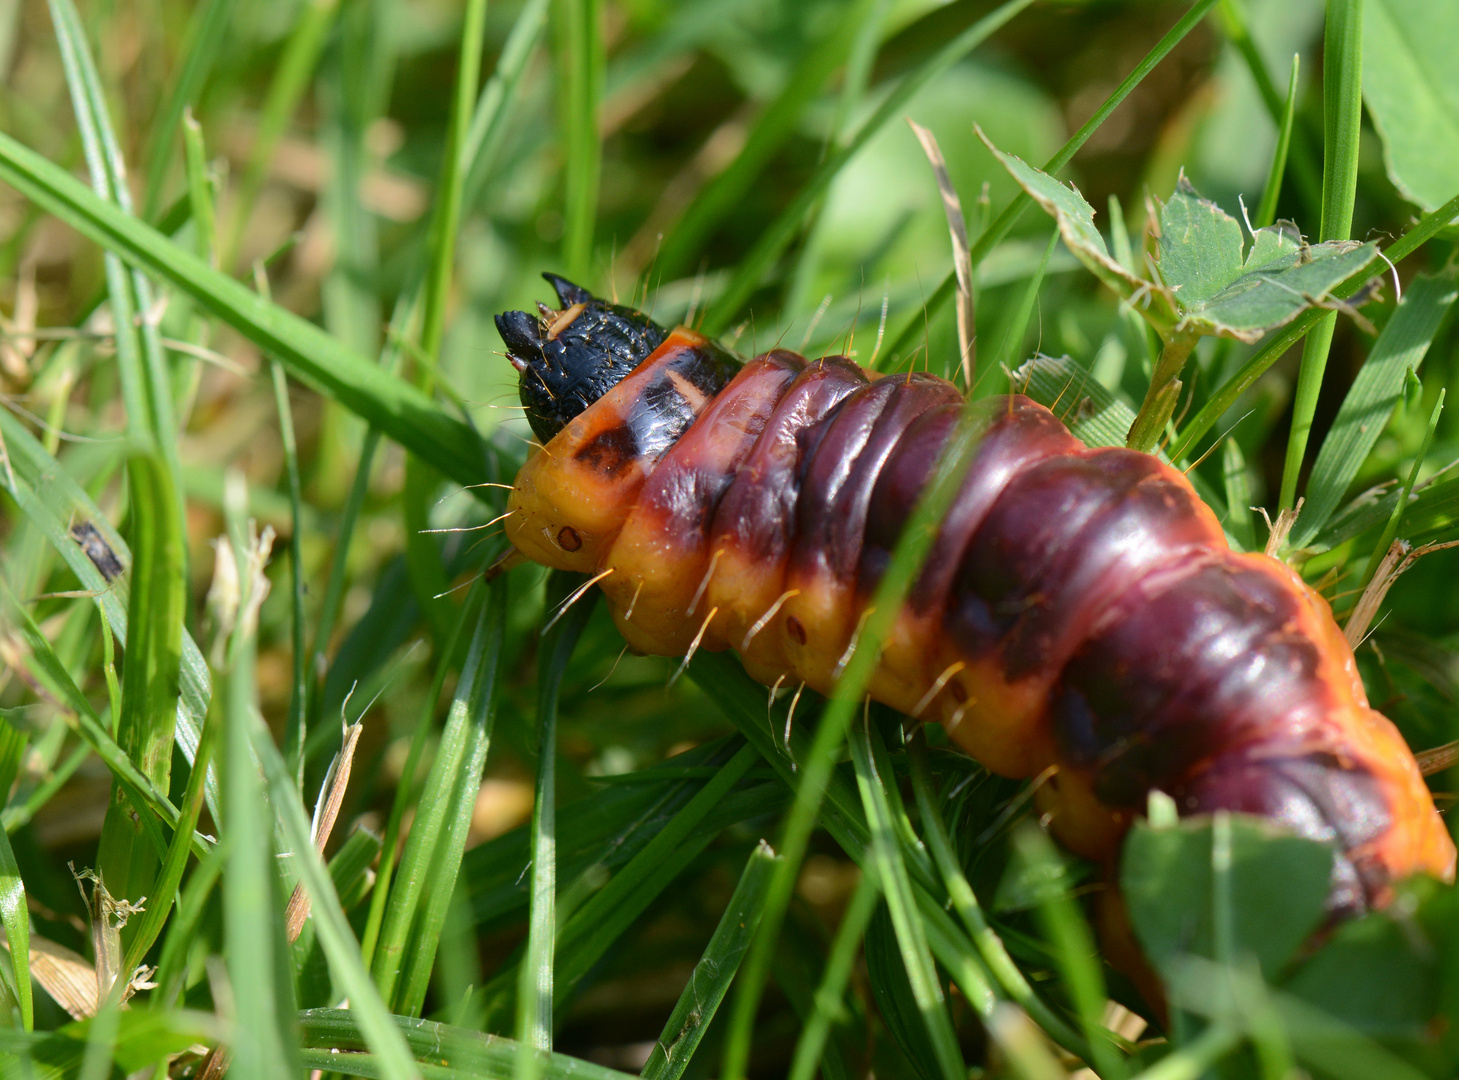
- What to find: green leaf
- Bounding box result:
[1155,179,1377,342]
[1292,269,1459,547]
[979,130,1157,314]
[0,131,485,486]
[641,840,780,1080]
[1363,0,1459,216]
[1121,812,1334,985]
[0,803,30,1029]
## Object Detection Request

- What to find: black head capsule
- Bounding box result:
[496,273,669,443]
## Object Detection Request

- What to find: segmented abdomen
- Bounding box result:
[505,327,1456,912]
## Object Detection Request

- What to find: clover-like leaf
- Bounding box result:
[1156,180,1381,343]
[978,127,1177,329]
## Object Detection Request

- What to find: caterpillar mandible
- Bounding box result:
[495,273,1456,924]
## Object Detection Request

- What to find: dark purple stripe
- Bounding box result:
[709,356,867,563]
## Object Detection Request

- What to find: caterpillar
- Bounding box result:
[495,273,1455,925]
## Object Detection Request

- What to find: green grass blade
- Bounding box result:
[299,1009,639,1080]
[140,0,240,218]
[1222,437,1257,551]
[550,742,760,999]
[269,360,308,782]
[981,227,1059,378]
[1279,0,1367,510]
[654,0,878,283]
[463,0,552,207]
[517,573,596,1072]
[785,872,879,1080]
[1169,188,1459,462]
[420,0,489,380]
[218,481,302,1079]
[373,580,504,1011]
[0,131,485,485]
[848,720,965,1080]
[1291,269,1459,547]
[359,554,479,970]
[906,735,1086,1052]
[0,801,31,1029]
[1218,0,1321,215]
[1358,388,1444,588]
[153,842,224,1008]
[1011,823,1128,1079]
[221,0,341,268]
[251,695,425,1080]
[97,451,187,908]
[555,0,603,280]
[879,0,1222,363]
[701,0,1037,335]
[396,581,508,1018]
[1255,55,1301,229]
[115,695,216,996]
[640,839,780,1080]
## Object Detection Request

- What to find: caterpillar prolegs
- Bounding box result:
[496,274,1455,924]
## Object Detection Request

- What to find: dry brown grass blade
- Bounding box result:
[285,720,364,943]
[908,118,975,386]
[1417,741,1459,777]
[1346,538,1459,650]
[17,933,97,1020]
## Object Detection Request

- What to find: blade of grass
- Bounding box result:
[270,360,308,782]
[1222,437,1257,551]
[847,717,965,1080]
[1279,0,1367,511]
[556,0,603,280]
[1290,269,1458,546]
[220,0,341,268]
[299,1009,639,1080]
[1358,389,1444,589]
[1255,55,1300,229]
[982,227,1059,379]
[359,563,481,970]
[1169,188,1459,462]
[785,871,879,1080]
[462,0,553,209]
[1218,0,1321,215]
[0,131,485,484]
[700,0,1038,335]
[640,840,780,1080]
[404,0,490,643]
[114,695,216,1000]
[372,579,503,1013]
[1011,823,1128,1079]
[396,580,508,1018]
[516,573,597,1075]
[97,451,187,910]
[217,474,302,1079]
[906,734,1085,1051]
[0,798,30,1029]
[252,688,425,1080]
[140,0,240,219]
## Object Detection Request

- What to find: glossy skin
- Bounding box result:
[502,308,1456,918]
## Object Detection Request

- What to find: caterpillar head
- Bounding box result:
[496,273,668,443]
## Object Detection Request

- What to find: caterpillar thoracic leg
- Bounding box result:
[495,273,1456,941]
